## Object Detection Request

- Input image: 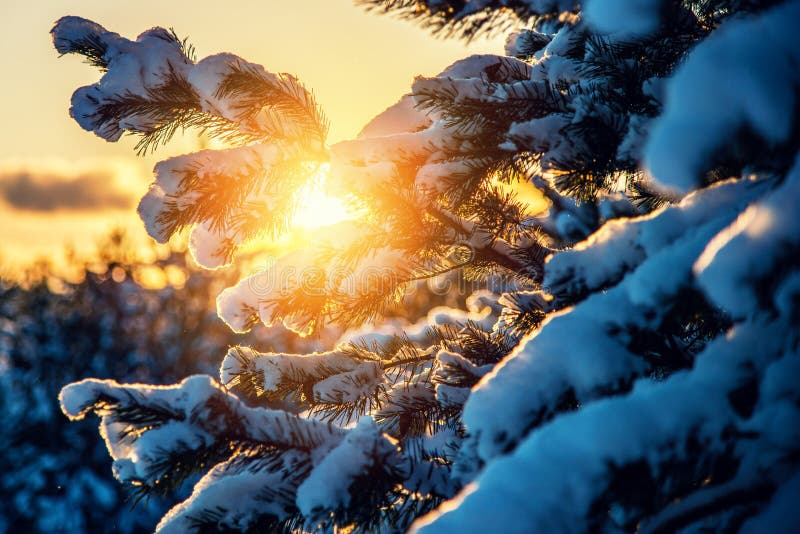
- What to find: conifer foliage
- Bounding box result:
[52,1,800,532]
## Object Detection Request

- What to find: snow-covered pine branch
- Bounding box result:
[415,1,800,531]
[52,16,330,271]
[53,16,551,335]
[358,0,579,40]
[52,16,328,153]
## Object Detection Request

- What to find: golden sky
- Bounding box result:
[0,0,504,273]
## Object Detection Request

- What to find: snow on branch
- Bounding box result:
[417,316,792,532]
[645,0,800,192]
[544,176,770,300]
[59,376,345,487]
[52,16,330,273]
[52,16,194,144]
[220,345,370,402]
[459,170,778,462]
[156,448,309,533]
[296,417,403,524]
[696,156,800,321]
[59,375,421,531]
[358,0,578,40]
[51,16,327,153]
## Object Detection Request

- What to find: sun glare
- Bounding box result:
[294,187,351,229]
[236,167,356,260]
[293,165,353,229]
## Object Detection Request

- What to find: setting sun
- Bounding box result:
[294,185,352,230]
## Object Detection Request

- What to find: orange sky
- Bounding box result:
[0,0,505,273]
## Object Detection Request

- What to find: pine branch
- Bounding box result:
[126,440,235,501]
[166,27,197,63]
[309,385,386,427]
[412,77,566,141]
[54,32,109,70]
[639,476,774,534]
[426,202,549,280]
[376,391,461,438]
[215,61,329,148]
[357,0,565,41]
[89,66,255,155]
[446,320,514,365]
[629,179,677,211]
[156,155,314,241]
[495,291,549,340]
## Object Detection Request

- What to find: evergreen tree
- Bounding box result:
[50,1,800,531]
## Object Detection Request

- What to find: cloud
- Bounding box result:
[0,170,135,211]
